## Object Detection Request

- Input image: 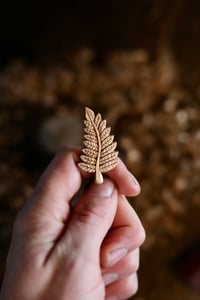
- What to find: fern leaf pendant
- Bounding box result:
[78,107,118,184]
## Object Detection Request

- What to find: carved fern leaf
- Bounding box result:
[78,107,118,184]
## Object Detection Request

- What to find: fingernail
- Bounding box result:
[102,273,118,285]
[89,180,114,197]
[129,172,140,189]
[133,272,138,285]
[109,248,128,266]
[132,272,138,293]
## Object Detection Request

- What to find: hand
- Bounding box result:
[0,148,145,300]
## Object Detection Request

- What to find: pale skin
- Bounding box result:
[0,148,145,300]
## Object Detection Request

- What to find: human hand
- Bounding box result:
[0,148,145,300]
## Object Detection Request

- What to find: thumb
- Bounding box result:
[67,178,118,254]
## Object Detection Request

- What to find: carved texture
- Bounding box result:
[78,107,118,184]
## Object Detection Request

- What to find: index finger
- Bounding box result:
[107,158,141,196]
[22,147,82,222]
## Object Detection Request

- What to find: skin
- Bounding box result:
[0,147,145,300]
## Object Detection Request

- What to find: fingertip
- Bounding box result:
[107,158,141,196]
[86,178,115,198]
[134,222,146,247]
[127,171,141,196]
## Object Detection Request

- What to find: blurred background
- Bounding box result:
[0,0,200,299]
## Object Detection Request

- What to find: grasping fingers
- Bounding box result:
[105,273,138,300]
[100,195,145,299]
[101,195,145,268]
[107,158,141,196]
[102,248,140,286]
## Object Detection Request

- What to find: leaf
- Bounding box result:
[85,107,95,121]
[82,148,98,158]
[84,134,97,142]
[100,159,118,173]
[100,127,111,140]
[101,135,114,150]
[80,155,96,165]
[95,113,102,127]
[83,140,98,150]
[99,120,107,132]
[101,142,117,157]
[99,151,118,165]
[84,127,96,136]
[78,162,96,173]
[78,107,118,184]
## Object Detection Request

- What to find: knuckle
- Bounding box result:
[13,209,28,234]
[129,250,139,273]
[73,197,106,226]
[105,273,138,300]
[13,208,43,236]
[73,208,100,226]
[134,224,146,247]
[119,250,139,277]
[126,273,138,297]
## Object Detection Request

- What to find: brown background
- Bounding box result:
[0,1,200,299]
